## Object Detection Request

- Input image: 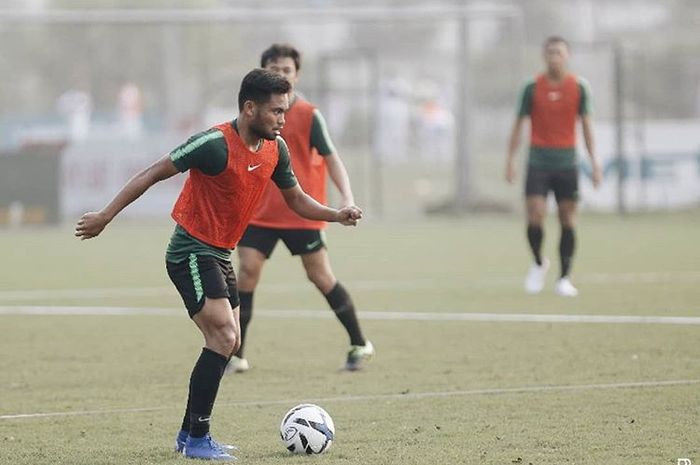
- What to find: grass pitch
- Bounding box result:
[1,211,699,464]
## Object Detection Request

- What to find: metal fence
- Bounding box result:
[1,5,699,225]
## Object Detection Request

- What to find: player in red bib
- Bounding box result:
[505,36,602,297]
[230,44,374,374]
[75,69,362,461]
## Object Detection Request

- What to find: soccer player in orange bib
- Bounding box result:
[75,69,362,461]
[229,44,374,374]
[505,36,602,296]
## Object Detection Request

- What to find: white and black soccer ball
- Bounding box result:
[279,403,335,454]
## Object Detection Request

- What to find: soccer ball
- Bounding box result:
[279,403,335,454]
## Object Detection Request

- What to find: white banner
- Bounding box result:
[579,120,700,211]
[60,136,186,219]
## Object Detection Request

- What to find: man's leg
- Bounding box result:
[182,297,239,459]
[552,168,579,296]
[526,195,547,265]
[557,199,577,277]
[555,199,579,296]
[301,248,363,344]
[167,255,239,458]
[524,195,550,294]
[300,249,373,370]
[234,246,267,361]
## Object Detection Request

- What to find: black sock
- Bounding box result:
[180,395,191,433]
[324,282,365,346]
[235,291,253,358]
[527,225,544,266]
[559,227,575,278]
[187,348,229,438]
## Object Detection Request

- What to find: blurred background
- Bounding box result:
[1,0,699,225]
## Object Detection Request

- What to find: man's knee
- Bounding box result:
[207,323,239,356]
[527,210,545,227]
[306,267,335,292]
[220,326,239,355]
[557,203,577,228]
[238,260,262,287]
[526,201,546,224]
[527,217,544,228]
[230,331,241,355]
[559,217,576,229]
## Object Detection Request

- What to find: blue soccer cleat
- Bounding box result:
[182,433,238,461]
[176,429,238,454]
[175,429,188,453]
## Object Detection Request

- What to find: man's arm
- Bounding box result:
[506,80,534,184]
[310,109,355,207]
[581,115,602,187]
[75,154,179,239]
[505,116,527,184]
[279,184,361,226]
[325,153,355,207]
[577,77,602,188]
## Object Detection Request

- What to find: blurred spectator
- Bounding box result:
[417,98,454,162]
[118,81,144,140]
[414,79,454,162]
[57,88,92,142]
[375,76,410,162]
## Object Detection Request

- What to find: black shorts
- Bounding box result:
[238,225,326,258]
[166,254,240,318]
[525,166,579,202]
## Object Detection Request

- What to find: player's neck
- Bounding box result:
[545,69,567,83]
[236,118,264,152]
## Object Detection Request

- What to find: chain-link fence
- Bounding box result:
[1,5,699,225]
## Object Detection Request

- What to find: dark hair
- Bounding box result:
[260,43,301,71]
[238,68,291,111]
[543,35,569,49]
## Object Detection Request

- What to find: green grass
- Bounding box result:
[1,212,699,464]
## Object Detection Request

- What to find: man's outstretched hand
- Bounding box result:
[75,211,110,240]
[336,206,363,226]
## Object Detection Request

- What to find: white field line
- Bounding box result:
[261,309,700,325]
[581,271,700,284]
[1,306,700,325]
[0,281,443,301]
[0,286,174,301]
[0,306,180,316]
[1,270,699,301]
[1,378,698,421]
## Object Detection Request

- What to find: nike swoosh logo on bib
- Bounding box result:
[247,163,262,172]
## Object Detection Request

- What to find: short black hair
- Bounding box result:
[543,35,569,49]
[260,43,301,71]
[238,68,291,111]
